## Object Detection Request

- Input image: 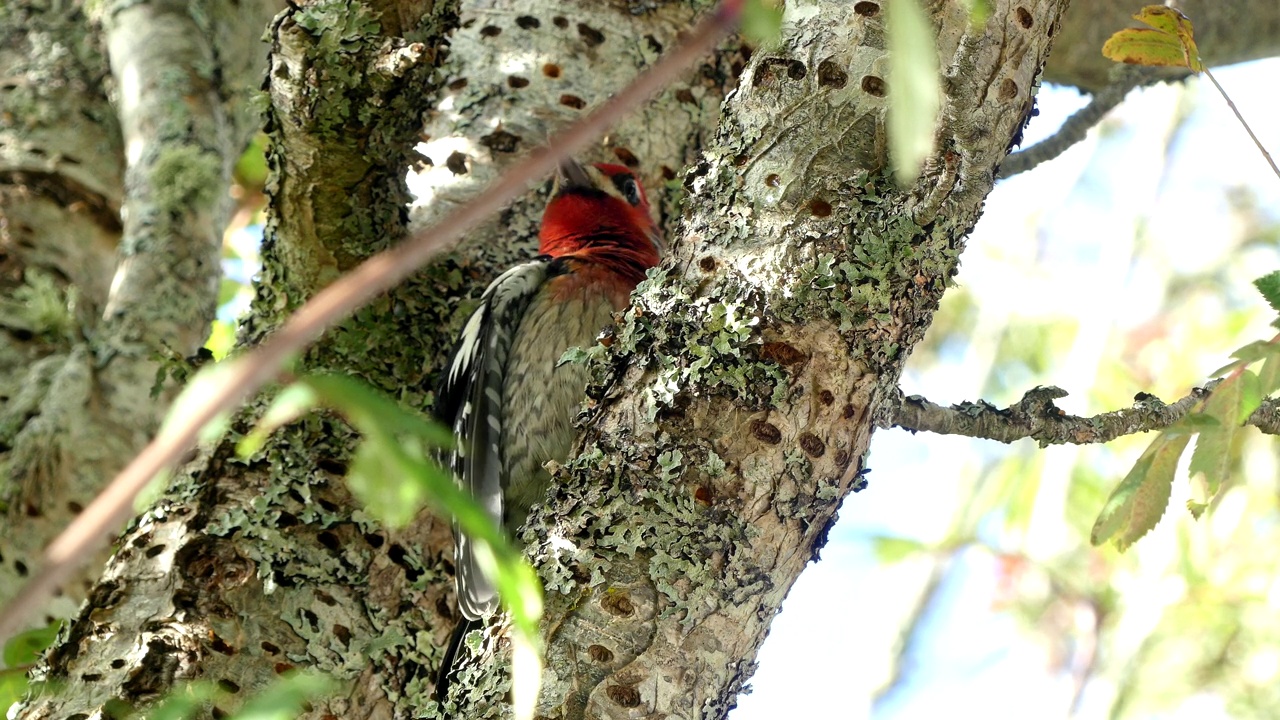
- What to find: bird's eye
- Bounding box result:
[613,174,642,206]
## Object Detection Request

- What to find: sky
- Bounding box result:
[730,58,1280,720]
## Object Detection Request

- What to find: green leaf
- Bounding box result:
[1091,432,1189,550]
[1230,339,1280,364]
[237,383,322,458]
[295,374,453,528]
[346,435,436,528]
[0,668,28,718]
[158,361,239,449]
[142,682,223,720]
[3,621,61,667]
[741,0,783,47]
[230,672,334,720]
[1102,29,1191,68]
[1210,339,1280,376]
[1206,359,1243,379]
[870,535,928,563]
[300,374,544,693]
[304,374,451,447]
[1187,371,1258,505]
[511,632,543,720]
[1176,413,1221,430]
[887,0,941,184]
[232,373,544,717]
[1254,271,1280,313]
[956,0,991,25]
[218,278,243,307]
[1260,353,1280,397]
[233,133,270,192]
[1240,370,1263,420]
[204,320,238,362]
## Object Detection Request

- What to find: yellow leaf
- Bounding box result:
[1132,5,1187,35]
[1102,30,1188,68]
[1101,5,1203,72]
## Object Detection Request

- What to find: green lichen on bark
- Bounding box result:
[149,144,224,209]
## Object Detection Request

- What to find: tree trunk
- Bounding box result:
[0,0,282,624]
[12,0,739,717]
[506,0,1070,715]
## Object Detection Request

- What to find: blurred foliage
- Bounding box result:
[139,671,333,720]
[740,0,783,47]
[206,136,267,360]
[886,0,940,184]
[872,72,1280,718]
[236,373,544,715]
[1,620,61,716]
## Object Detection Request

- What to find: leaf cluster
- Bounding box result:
[1092,272,1280,550]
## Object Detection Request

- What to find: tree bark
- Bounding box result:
[507,0,1070,715]
[12,0,740,717]
[0,0,281,625]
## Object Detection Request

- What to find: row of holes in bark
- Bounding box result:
[450,70,706,115]
[756,59,1022,102]
[850,0,1038,29]
[751,0,1040,94]
[8,497,86,518]
[435,148,678,183]
[687,158,842,218]
[446,71,588,111]
[752,56,883,96]
[464,14,610,48]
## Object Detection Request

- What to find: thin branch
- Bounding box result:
[998,66,1166,179]
[1201,67,1280,181]
[0,0,745,643]
[881,382,1280,446]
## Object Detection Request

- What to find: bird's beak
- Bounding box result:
[555,159,594,193]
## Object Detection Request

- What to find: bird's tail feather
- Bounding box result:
[436,617,482,707]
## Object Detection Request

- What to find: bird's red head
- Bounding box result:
[539,161,663,284]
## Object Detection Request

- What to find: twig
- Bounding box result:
[0,0,745,643]
[884,383,1218,446]
[999,66,1163,179]
[887,383,1280,443]
[1201,67,1280,182]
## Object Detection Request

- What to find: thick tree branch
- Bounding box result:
[460,1,1076,717]
[885,382,1280,445]
[0,0,281,626]
[1045,0,1280,92]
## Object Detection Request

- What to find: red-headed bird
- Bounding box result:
[433,159,662,698]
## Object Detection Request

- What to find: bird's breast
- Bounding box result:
[500,279,624,530]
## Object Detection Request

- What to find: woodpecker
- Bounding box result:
[433,159,662,698]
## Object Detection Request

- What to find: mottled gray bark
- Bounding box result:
[13,1,739,718]
[0,0,280,625]
[445,0,1069,716]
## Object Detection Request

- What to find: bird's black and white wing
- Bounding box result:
[433,259,549,620]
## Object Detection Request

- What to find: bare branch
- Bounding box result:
[880,382,1280,446]
[999,66,1169,179]
[0,0,745,643]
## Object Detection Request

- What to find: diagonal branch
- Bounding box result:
[998,66,1169,179]
[883,382,1280,446]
